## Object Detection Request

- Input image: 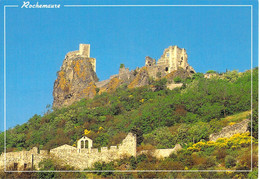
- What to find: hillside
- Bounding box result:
[1,68,257,150]
[0,68,258,178]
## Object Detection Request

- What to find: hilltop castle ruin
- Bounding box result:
[53,44,196,108]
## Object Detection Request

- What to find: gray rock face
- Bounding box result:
[209,119,250,141]
[53,55,98,108]
[128,67,150,88]
[118,67,135,84]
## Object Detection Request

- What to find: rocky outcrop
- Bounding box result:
[99,77,122,93]
[128,67,150,89]
[165,68,193,83]
[53,45,98,108]
[209,119,250,141]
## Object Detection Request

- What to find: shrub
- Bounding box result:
[206,70,217,74]
[174,77,182,83]
[120,64,125,68]
[205,156,216,168]
[90,162,114,177]
[153,78,167,91]
[225,155,236,168]
[215,149,227,161]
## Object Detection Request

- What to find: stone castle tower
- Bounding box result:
[156,46,195,73]
[78,44,96,72]
[144,45,195,79]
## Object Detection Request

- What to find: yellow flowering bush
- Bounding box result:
[228,122,236,126]
[84,129,91,135]
[188,132,255,152]
[139,99,144,103]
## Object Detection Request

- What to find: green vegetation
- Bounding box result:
[79,132,257,178]
[173,76,182,83]
[0,68,258,178]
[120,63,125,68]
[206,70,217,74]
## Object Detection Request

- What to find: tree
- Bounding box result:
[192,72,204,80]
[206,70,217,74]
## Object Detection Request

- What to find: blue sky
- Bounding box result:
[0,0,258,130]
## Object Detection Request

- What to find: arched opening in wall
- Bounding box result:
[81,140,84,149]
[165,67,169,72]
[85,141,89,149]
[24,163,27,170]
[14,163,18,170]
[190,71,195,74]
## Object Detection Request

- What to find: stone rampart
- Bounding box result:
[0,147,48,170]
[49,133,136,170]
[138,144,182,159]
[0,133,137,171]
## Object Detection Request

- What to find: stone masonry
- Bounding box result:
[0,133,136,171]
[146,45,195,78]
[0,133,184,171]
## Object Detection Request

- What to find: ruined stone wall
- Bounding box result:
[157,46,194,73]
[0,147,48,170]
[1,133,137,171]
[146,65,168,79]
[139,144,182,159]
[209,119,250,141]
[118,67,134,84]
[49,133,137,170]
[145,56,156,67]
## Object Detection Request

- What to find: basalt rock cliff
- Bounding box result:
[53,45,98,108]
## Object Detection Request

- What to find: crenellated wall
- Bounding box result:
[0,133,137,171]
[49,133,136,170]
